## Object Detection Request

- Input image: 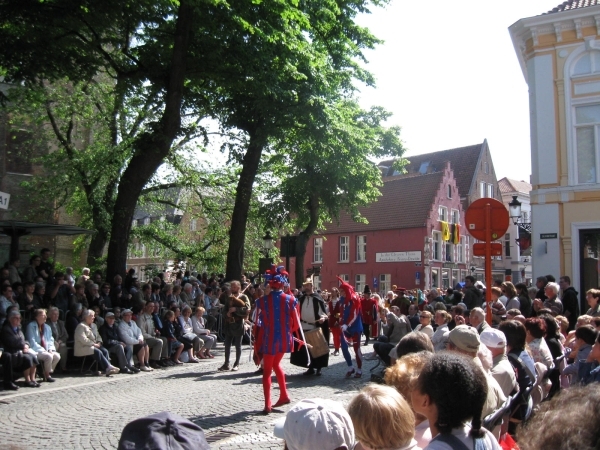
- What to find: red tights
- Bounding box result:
[262,352,288,410]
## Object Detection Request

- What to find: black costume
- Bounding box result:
[290,291,329,371]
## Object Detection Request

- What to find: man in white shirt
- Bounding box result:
[136,302,168,368]
[118,309,152,372]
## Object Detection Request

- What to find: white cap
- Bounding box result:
[273,399,354,450]
[480,328,507,349]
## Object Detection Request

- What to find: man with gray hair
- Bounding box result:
[119,309,152,372]
[180,283,195,307]
[46,306,69,372]
[372,306,411,366]
[136,302,168,368]
[447,325,506,417]
[469,307,489,335]
[480,328,518,397]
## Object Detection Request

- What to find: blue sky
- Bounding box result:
[356,0,562,183]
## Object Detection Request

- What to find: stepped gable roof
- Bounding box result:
[546,0,600,14]
[380,142,483,199]
[498,177,532,195]
[322,170,445,234]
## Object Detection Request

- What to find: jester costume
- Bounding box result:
[360,289,379,345]
[253,266,301,413]
[337,277,364,378]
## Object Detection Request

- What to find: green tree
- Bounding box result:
[2,0,383,279]
[263,100,406,288]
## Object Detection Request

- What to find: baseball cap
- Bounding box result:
[105,312,115,318]
[273,399,355,450]
[448,325,480,352]
[118,411,209,450]
[122,309,133,315]
[480,328,507,349]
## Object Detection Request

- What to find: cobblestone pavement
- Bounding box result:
[0,342,380,449]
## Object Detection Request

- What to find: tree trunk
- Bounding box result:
[86,230,107,269]
[105,0,193,278]
[294,192,320,289]
[225,132,265,281]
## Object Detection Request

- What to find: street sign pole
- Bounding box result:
[484,202,493,325]
[465,197,509,326]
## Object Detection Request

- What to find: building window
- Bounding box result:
[447,185,452,199]
[189,218,197,231]
[339,236,349,262]
[313,275,321,291]
[505,233,511,258]
[438,206,447,222]
[355,274,366,294]
[143,217,151,225]
[432,232,441,261]
[339,274,349,283]
[379,274,391,295]
[313,238,323,263]
[487,183,494,198]
[131,220,137,228]
[431,268,440,288]
[445,242,453,262]
[451,210,459,225]
[484,161,489,174]
[457,237,465,263]
[140,243,146,258]
[480,181,486,198]
[356,235,366,262]
[574,104,600,183]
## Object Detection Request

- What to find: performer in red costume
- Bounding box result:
[253,265,301,414]
[360,285,379,346]
[337,277,364,378]
[328,287,343,356]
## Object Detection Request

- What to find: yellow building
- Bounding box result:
[510,0,600,298]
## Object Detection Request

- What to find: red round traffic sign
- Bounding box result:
[465,198,509,242]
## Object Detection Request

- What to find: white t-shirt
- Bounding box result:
[424,424,501,450]
[415,419,432,449]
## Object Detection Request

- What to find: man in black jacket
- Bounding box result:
[559,276,579,331]
[462,276,482,310]
[99,312,138,374]
[290,279,329,376]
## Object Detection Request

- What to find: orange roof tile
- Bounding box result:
[322,171,445,234]
[498,177,531,195]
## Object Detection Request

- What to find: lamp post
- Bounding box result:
[262,231,274,258]
[508,195,532,233]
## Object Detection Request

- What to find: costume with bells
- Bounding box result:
[253,265,301,413]
[337,277,364,378]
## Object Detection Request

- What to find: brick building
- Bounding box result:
[300,162,469,293]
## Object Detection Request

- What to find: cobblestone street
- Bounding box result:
[0,343,378,449]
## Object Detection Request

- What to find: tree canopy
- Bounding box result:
[0,0,396,279]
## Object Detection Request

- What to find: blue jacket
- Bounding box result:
[578,360,600,385]
[25,321,56,352]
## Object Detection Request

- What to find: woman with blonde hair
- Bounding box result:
[191,306,217,358]
[431,311,451,352]
[414,311,434,339]
[348,384,421,450]
[385,351,433,448]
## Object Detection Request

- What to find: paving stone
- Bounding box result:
[0,344,378,449]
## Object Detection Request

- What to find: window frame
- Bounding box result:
[356,235,367,262]
[339,236,349,263]
[438,206,448,222]
[355,274,366,294]
[432,231,442,261]
[313,237,323,263]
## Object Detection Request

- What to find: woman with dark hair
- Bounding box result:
[515,283,532,318]
[538,313,565,397]
[411,353,500,449]
[525,317,554,370]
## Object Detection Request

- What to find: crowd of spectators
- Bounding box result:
[0,251,254,390]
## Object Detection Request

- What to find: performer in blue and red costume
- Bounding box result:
[337,276,364,378]
[253,265,302,414]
